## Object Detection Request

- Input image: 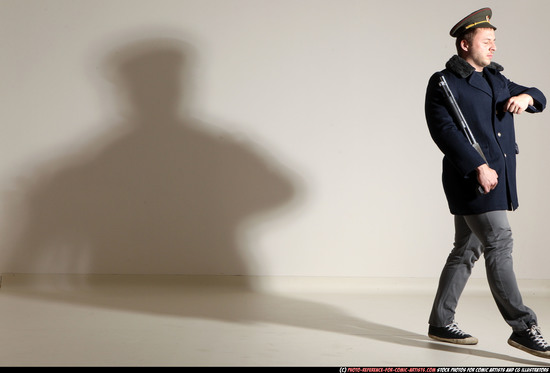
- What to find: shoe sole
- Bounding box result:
[508,338,550,359]
[429,334,478,345]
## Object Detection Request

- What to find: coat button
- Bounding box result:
[497,132,502,137]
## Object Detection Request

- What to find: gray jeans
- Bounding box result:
[429,210,536,332]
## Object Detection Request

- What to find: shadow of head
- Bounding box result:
[103,37,197,120]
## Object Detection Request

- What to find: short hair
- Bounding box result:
[455,28,477,56]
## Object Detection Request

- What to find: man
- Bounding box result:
[424,8,550,359]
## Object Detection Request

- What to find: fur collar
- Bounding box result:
[445,55,503,78]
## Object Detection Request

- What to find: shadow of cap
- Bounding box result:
[101,38,197,85]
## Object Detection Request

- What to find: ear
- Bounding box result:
[460,39,469,53]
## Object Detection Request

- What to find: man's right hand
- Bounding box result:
[476,163,498,194]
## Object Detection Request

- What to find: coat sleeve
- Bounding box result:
[425,72,486,178]
[506,79,546,113]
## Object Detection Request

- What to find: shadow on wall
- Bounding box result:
[1,37,300,276]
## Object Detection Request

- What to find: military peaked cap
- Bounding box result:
[450,7,497,37]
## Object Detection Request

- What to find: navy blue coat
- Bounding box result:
[425,55,546,215]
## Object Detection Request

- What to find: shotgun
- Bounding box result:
[439,75,487,194]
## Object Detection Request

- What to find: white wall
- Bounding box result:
[1,0,549,278]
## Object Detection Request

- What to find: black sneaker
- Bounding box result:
[428,321,478,345]
[508,323,550,359]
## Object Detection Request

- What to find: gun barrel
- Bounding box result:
[439,76,477,145]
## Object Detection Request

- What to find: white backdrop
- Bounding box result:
[1,0,549,278]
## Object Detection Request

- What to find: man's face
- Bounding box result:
[463,28,497,71]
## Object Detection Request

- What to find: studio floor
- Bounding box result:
[0,274,549,367]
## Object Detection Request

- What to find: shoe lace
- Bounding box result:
[528,325,550,349]
[446,321,467,336]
